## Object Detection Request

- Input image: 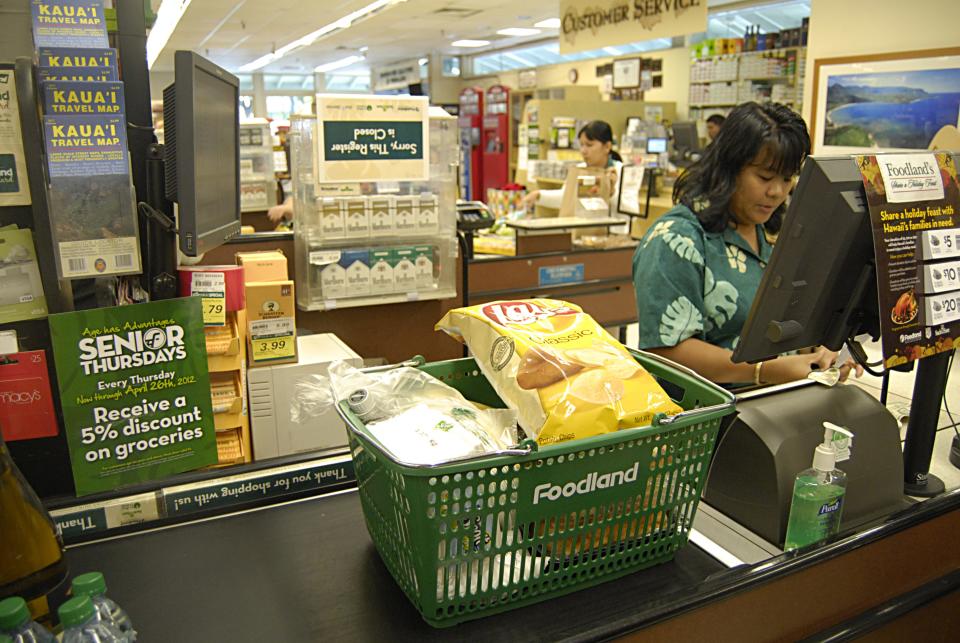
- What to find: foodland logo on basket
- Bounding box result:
[482,301,578,327]
[533,462,639,504]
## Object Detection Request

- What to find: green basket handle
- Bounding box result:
[359,355,426,374]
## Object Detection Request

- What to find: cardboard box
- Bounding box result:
[245,280,298,366]
[248,334,362,459]
[236,250,289,282]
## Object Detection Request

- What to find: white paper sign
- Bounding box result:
[877,153,944,203]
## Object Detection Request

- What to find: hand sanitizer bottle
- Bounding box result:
[784,422,854,551]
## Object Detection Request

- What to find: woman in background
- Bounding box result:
[632,102,861,386]
[523,120,623,210]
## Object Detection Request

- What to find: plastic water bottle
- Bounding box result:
[70,573,135,640]
[0,597,54,642]
[57,597,126,643]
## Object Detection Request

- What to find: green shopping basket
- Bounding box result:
[336,349,736,628]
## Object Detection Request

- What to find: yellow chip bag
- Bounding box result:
[436,299,682,446]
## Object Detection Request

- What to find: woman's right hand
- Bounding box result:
[522,190,540,209]
[760,347,836,384]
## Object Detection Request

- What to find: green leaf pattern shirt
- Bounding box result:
[632,204,772,351]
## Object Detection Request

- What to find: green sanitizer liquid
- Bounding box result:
[783,475,845,551]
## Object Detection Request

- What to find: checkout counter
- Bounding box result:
[62,462,960,640]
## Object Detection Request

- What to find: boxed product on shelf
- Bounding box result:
[370,195,395,235]
[237,250,297,366]
[245,280,297,366]
[240,180,274,212]
[289,107,458,311]
[236,250,288,281]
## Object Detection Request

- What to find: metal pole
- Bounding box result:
[902,351,951,497]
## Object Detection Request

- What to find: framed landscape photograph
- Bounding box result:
[811,48,960,154]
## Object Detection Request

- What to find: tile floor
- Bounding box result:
[620,324,960,494]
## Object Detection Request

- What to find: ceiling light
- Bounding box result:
[497,27,541,37]
[418,57,429,66]
[240,0,405,72]
[315,55,364,73]
[147,0,193,69]
[451,39,490,48]
[534,18,561,29]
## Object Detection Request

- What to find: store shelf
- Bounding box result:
[299,287,457,312]
[691,45,804,63]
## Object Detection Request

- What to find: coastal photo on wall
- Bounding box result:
[812,50,960,154]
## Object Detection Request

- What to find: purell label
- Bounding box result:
[877,154,944,203]
[818,498,843,515]
[533,462,639,504]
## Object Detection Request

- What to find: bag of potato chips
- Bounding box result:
[436,299,682,446]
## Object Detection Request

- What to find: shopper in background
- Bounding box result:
[632,102,862,386]
[267,196,293,224]
[522,120,623,210]
[706,114,725,141]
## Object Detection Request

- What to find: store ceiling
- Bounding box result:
[149,0,804,76]
[149,0,562,74]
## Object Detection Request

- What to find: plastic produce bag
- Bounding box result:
[436,299,683,446]
[291,360,518,465]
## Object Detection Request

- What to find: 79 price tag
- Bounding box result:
[191,272,227,326]
[251,335,295,361]
[201,296,226,326]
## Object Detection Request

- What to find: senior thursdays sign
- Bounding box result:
[559,0,707,54]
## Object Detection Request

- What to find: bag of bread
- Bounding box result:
[436,299,682,446]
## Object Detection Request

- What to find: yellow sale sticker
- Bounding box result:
[251,335,295,361]
[201,296,226,326]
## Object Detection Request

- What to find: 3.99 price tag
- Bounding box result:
[251,335,295,361]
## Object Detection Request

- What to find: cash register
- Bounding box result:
[702,155,929,547]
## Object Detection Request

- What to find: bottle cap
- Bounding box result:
[347,389,377,421]
[58,596,95,628]
[72,571,107,597]
[0,597,30,630]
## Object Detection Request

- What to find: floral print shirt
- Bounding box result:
[632,204,773,352]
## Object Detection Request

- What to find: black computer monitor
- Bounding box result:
[671,121,700,153]
[163,51,241,256]
[733,155,883,363]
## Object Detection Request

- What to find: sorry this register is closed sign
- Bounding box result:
[49,298,216,496]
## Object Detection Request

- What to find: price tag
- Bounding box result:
[923,290,960,326]
[191,272,226,326]
[251,335,295,361]
[201,297,226,326]
[922,259,960,294]
[920,229,960,261]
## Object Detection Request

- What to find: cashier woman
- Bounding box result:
[522,120,623,211]
[632,102,862,386]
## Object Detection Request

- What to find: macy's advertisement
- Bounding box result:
[49,298,216,496]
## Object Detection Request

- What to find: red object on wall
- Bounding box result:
[458,87,484,201]
[481,84,511,198]
[0,351,58,442]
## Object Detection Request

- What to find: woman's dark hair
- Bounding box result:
[578,120,623,163]
[673,102,809,234]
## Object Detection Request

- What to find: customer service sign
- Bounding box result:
[559,0,707,54]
